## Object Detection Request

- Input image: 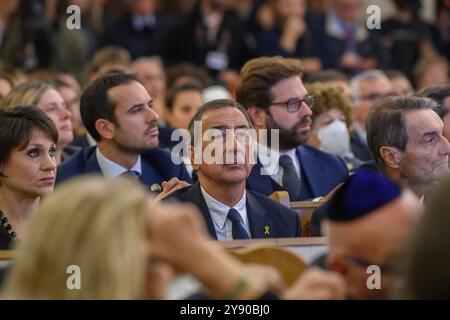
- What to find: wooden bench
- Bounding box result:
[222,237,328,286]
[270,184,343,236]
[221,237,328,265]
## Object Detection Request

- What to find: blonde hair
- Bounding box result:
[2,176,150,299]
[0,81,53,109]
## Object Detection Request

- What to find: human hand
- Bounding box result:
[147,201,212,271]
[153,178,190,202]
[282,268,347,300]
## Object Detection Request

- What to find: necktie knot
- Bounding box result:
[279,155,294,168]
[119,170,140,179]
[227,208,243,224]
[227,208,249,240]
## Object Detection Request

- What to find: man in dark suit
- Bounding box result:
[57,73,191,192]
[167,99,300,240]
[235,56,348,201]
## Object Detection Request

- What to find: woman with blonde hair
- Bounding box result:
[0,81,78,164]
[1,176,276,299]
[2,176,346,300]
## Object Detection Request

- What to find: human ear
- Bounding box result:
[95,119,115,140]
[379,146,401,169]
[247,106,266,130]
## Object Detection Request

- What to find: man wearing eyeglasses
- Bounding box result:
[349,70,394,162]
[236,56,348,201]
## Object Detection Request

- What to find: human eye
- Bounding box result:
[27,148,40,158]
[211,129,226,141]
[45,105,57,113]
[285,99,299,112]
[49,146,57,157]
[424,135,437,144]
[235,128,249,139]
[131,106,143,114]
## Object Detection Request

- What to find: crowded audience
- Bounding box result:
[0,0,449,301]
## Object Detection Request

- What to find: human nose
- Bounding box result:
[300,101,313,118]
[42,152,57,172]
[145,105,159,123]
[440,135,450,156]
[60,105,72,121]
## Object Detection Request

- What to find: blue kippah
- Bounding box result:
[328,169,402,222]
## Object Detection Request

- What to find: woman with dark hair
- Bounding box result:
[0,106,58,249]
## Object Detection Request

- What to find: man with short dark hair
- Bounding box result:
[56,73,191,193]
[236,56,348,201]
[366,96,450,200]
[168,99,300,240]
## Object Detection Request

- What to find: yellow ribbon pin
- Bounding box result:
[264,226,270,235]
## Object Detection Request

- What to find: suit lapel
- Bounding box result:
[246,192,273,238]
[187,183,218,240]
[140,157,163,191]
[296,146,322,197]
[247,160,284,195]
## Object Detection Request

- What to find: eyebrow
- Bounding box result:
[421,131,439,139]
[42,102,60,107]
[26,143,56,148]
[126,99,153,112]
[210,124,249,130]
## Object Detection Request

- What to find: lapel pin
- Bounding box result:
[150,183,162,192]
[264,225,270,235]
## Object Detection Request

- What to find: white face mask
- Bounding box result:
[317,120,351,156]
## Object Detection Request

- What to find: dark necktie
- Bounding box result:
[227,208,249,240]
[279,155,301,200]
[119,170,140,179]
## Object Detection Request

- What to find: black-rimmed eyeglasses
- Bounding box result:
[271,95,315,113]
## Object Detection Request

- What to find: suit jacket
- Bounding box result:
[350,130,373,162]
[246,144,348,200]
[56,146,192,190]
[167,182,301,239]
[160,5,252,74]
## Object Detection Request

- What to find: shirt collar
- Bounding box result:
[353,122,367,143]
[96,147,142,179]
[258,143,297,175]
[200,186,247,229]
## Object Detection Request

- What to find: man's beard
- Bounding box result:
[113,123,159,154]
[114,134,158,155]
[265,114,311,150]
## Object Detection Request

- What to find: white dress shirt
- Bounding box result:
[96,148,142,178]
[200,186,250,240]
